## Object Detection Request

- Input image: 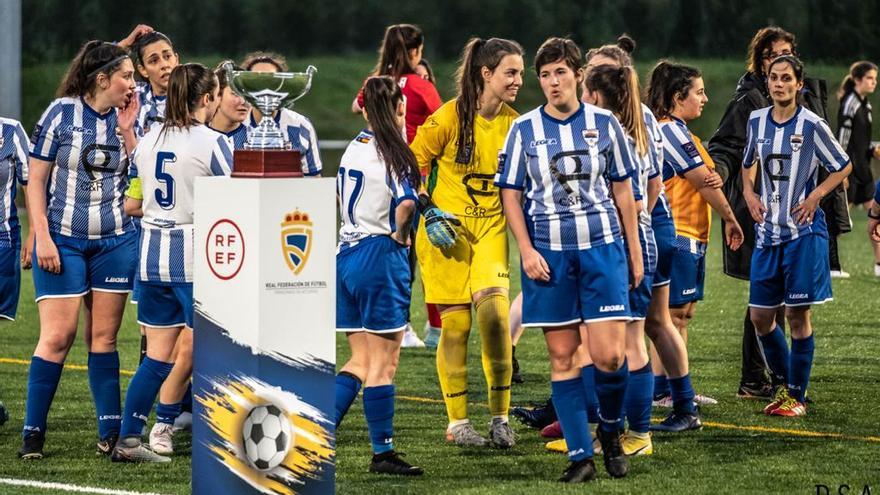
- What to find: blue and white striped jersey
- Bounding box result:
[132,125,233,283]
[643,105,673,223]
[743,106,850,246]
[495,103,637,251]
[30,97,133,239]
[337,130,417,251]
[0,118,29,244]
[209,123,249,150]
[660,116,704,181]
[248,109,322,176]
[136,82,166,136]
[624,134,658,273]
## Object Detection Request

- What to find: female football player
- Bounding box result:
[587,39,707,436]
[334,76,423,476]
[239,51,322,177]
[837,61,880,274]
[21,40,139,460]
[112,63,230,462]
[126,30,179,135]
[209,61,250,149]
[582,62,659,455]
[0,117,30,322]
[409,37,524,448]
[354,24,444,347]
[742,56,850,417]
[497,37,642,482]
[646,60,744,411]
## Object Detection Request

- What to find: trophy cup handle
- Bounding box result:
[285,66,318,108]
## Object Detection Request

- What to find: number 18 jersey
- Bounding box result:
[131,125,233,283]
[743,106,849,247]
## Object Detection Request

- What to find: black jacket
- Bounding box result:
[707,72,851,280]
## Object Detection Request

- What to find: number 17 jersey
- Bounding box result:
[743,106,849,247]
[131,125,233,283]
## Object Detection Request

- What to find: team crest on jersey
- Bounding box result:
[582,129,599,148]
[280,209,313,275]
[789,134,803,152]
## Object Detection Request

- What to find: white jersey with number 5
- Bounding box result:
[131,125,233,283]
[336,130,417,251]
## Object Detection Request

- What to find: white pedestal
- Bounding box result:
[192,177,335,495]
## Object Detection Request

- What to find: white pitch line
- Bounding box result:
[0,478,171,495]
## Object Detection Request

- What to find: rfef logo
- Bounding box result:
[206,219,245,280]
[281,209,313,276]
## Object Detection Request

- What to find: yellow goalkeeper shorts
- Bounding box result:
[416,213,509,305]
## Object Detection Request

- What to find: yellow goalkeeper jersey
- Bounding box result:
[410,100,519,218]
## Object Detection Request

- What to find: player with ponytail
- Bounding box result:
[112,63,230,463]
[334,76,423,476]
[409,36,524,449]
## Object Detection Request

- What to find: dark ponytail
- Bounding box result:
[647,60,701,120]
[838,60,878,100]
[163,63,218,131]
[373,24,424,80]
[57,40,130,98]
[454,37,524,165]
[585,65,648,157]
[363,76,421,190]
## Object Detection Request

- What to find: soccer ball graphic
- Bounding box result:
[242,404,292,471]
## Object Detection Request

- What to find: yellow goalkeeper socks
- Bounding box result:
[437,308,472,423]
[476,293,512,418]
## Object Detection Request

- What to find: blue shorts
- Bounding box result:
[337,236,411,333]
[629,272,654,320]
[137,282,194,328]
[749,234,832,308]
[32,230,136,302]
[130,277,141,305]
[627,225,657,320]
[0,232,21,320]
[652,217,675,287]
[668,236,706,306]
[522,239,630,326]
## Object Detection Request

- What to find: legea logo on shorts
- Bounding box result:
[789,293,809,299]
[281,209,313,276]
[104,277,128,283]
[682,288,697,295]
[599,304,625,313]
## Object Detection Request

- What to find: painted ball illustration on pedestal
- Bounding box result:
[242,404,292,471]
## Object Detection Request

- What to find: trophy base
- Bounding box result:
[232,149,303,178]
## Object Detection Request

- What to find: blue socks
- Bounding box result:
[623,363,654,433]
[181,382,193,413]
[580,365,600,424]
[669,374,696,415]
[88,351,121,440]
[363,385,395,454]
[551,378,592,461]
[23,356,63,437]
[335,372,362,428]
[156,402,183,426]
[759,325,790,386]
[653,374,670,399]
[788,335,815,403]
[594,359,629,432]
[120,357,174,438]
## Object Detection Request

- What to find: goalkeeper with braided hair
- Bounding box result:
[410,37,524,448]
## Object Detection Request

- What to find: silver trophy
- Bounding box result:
[223,62,317,150]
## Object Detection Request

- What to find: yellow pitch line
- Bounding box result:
[1,358,877,444]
